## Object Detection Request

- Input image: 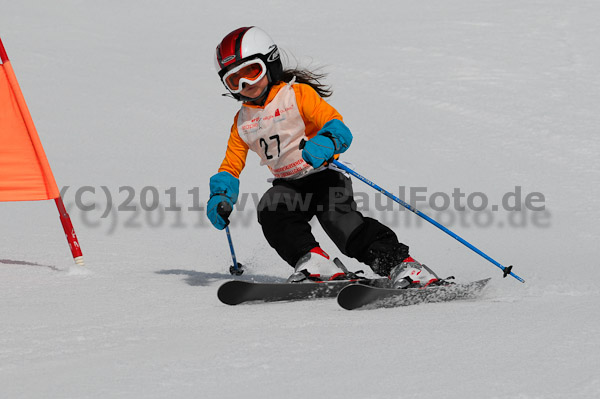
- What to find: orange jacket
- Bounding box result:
[218,82,343,178]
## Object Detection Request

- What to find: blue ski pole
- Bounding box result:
[225,226,244,276]
[332,160,525,283]
[218,202,244,276]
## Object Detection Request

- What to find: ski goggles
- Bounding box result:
[221,58,267,94]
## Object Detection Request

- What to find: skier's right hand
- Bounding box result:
[207,196,233,229]
[207,171,239,230]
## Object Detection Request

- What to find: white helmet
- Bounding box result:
[215,26,283,100]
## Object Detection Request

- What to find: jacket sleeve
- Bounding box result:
[218,113,249,179]
[293,83,344,139]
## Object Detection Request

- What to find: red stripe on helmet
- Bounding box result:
[216,27,251,69]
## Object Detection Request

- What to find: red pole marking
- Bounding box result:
[55,197,84,263]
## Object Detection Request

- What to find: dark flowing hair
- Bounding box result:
[276,68,333,98]
[273,50,333,98]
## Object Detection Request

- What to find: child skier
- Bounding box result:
[207,26,440,288]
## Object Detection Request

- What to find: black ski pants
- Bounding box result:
[257,169,404,273]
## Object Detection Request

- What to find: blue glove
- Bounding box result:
[207,171,240,230]
[301,119,352,168]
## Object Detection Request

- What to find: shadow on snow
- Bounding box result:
[0,258,61,272]
[155,269,287,287]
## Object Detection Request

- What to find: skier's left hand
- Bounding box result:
[302,119,352,168]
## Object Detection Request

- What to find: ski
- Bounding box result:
[337,278,491,310]
[218,278,389,306]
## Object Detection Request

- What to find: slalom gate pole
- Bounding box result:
[332,160,525,283]
[225,226,244,276]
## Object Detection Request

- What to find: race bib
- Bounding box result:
[237,84,312,179]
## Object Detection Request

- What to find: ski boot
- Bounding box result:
[389,257,446,289]
[287,247,360,283]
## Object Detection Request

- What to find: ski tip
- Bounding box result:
[217,280,246,305]
[336,284,371,310]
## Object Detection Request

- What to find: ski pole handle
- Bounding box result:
[217,201,232,226]
[299,138,335,166]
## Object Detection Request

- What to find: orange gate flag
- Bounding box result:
[0,37,84,265]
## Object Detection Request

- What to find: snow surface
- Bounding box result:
[1,1,599,398]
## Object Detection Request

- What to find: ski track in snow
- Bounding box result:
[1,1,599,398]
